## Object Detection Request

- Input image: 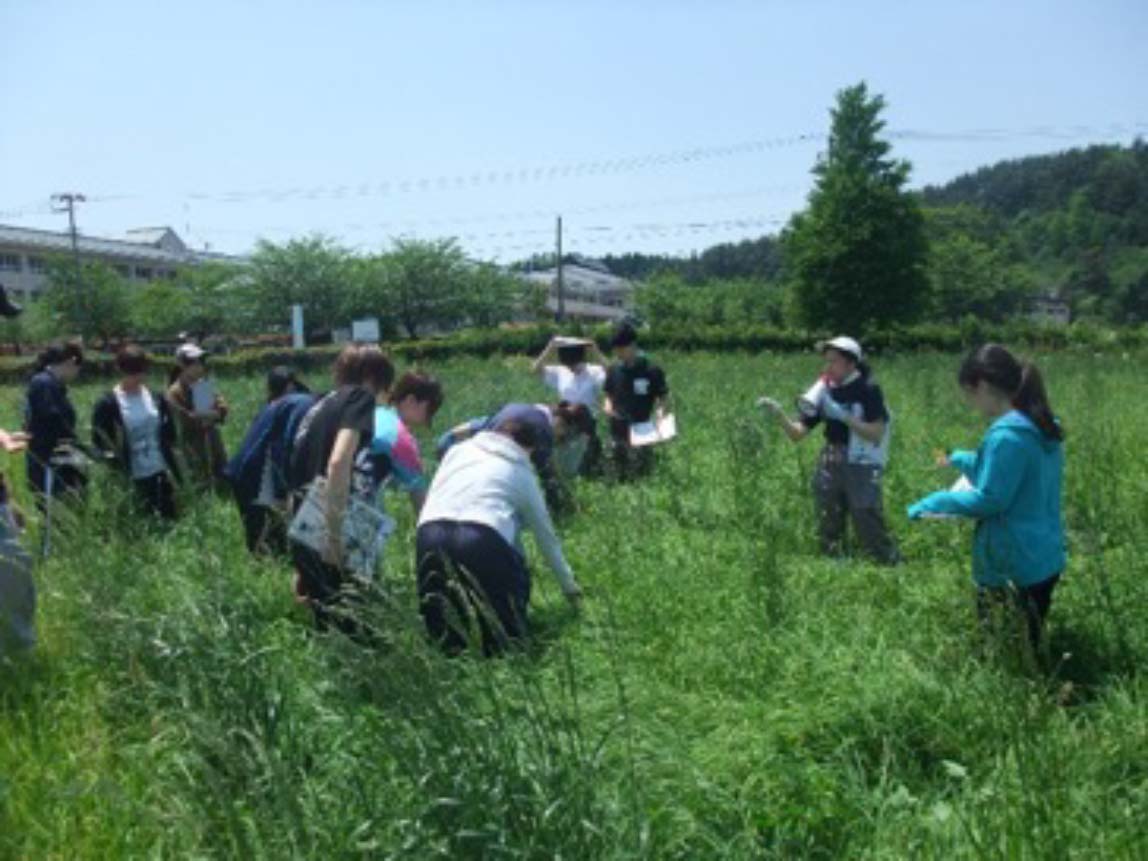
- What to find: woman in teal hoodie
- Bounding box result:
[908,344,1065,647]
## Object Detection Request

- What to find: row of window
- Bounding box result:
[0,252,175,281]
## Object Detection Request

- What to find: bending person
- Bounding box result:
[287,345,395,632]
[371,371,443,516]
[416,419,583,655]
[225,366,315,556]
[532,336,606,473]
[908,344,1065,650]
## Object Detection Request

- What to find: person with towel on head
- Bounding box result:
[532,335,607,474]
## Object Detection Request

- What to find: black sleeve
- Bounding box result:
[91,394,124,469]
[158,397,183,483]
[26,376,69,447]
[649,365,668,398]
[603,366,620,400]
[800,413,821,430]
[862,383,890,423]
[339,387,376,440]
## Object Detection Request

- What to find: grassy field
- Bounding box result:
[1,350,1145,859]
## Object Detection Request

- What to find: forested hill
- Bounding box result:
[920,140,1148,229]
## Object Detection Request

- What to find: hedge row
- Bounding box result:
[2,320,1145,384]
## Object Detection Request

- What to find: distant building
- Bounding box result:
[1027,290,1071,325]
[0,223,244,301]
[520,256,634,321]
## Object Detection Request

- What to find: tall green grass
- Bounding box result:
[1,351,1145,858]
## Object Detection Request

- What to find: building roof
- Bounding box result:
[122,226,186,252]
[521,262,633,291]
[0,223,243,265]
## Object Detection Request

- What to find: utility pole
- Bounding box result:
[555,215,564,322]
[51,191,86,337]
[51,192,86,291]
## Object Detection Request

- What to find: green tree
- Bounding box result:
[927,234,1032,322]
[464,262,529,328]
[247,235,351,339]
[382,238,470,338]
[782,82,929,330]
[130,280,194,339]
[42,258,133,344]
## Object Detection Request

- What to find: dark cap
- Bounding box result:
[267,365,308,400]
[610,322,638,348]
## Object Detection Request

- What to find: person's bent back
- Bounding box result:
[416,421,582,654]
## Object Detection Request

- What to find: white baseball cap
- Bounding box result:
[175,342,208,363]
[816,335,863,361]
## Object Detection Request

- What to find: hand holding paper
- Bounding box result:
[629,413,677,447]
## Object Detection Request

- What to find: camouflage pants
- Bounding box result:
[812,445,899,565]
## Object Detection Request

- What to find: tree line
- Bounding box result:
[1,237,545,350]
[6,84,1145,351]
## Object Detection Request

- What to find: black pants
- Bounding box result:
[27,459,87,509]
[416,520,531,655]
[977,574,1061,649]
[134,472,177,520]
[608,417,653,479]
[238,501,288,557]
[290,541,363,634]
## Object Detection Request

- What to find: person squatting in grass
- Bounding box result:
[166,342,230,491]
[91,345,182,521]
[602,322,670,479]
[531,335,607,475]
[225,366,316,557]
[416,418,583,655]
[759,336,900,565]
[286,344,396,632]
[23,340,86,505]
[908,344,1066,650]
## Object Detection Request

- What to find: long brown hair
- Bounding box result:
[958,344,1063,441]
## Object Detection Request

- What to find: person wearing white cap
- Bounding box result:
[166,342,229,489]
[758,335,899,564]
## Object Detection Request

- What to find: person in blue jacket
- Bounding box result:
[908,344,1065,648]
[225,367,316,556]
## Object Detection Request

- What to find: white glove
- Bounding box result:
[821,397,850,423]
[756,396,782,413]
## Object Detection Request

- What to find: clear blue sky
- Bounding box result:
[2,0,1145,262]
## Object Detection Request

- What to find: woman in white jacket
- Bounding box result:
[416,419,582,654]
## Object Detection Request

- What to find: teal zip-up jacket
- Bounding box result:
[907,410,1065,588]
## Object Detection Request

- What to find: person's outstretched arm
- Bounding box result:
[530,336,558,376]
[757,397,811,443]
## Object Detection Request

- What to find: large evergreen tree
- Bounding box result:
[783,82,929,329]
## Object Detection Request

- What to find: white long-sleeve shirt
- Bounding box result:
[418,431,578,594]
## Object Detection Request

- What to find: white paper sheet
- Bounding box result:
[629,413,677,447]
[191,379,216,413]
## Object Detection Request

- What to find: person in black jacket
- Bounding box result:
[91,345,181,520]
[23,340,86,503]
